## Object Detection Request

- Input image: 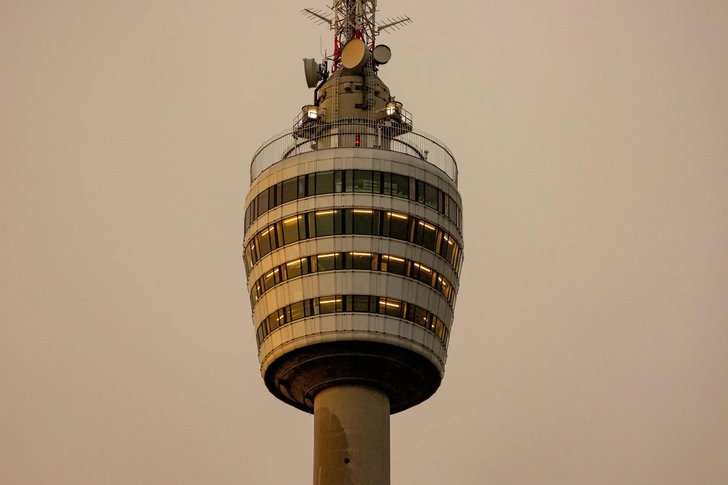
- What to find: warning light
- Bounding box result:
[355,134,361,146]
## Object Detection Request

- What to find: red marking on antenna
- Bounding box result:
[333,37,341,71]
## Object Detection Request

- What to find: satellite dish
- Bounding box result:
[303,58,322,89]
[341,38,370,70]
[372,45,392,65]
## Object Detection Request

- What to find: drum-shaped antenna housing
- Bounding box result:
[373,45,392,65]
[303,58,322,89]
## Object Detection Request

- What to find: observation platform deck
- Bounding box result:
[249,120,458,185]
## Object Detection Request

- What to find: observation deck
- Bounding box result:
[250,119,459,185]
[243,117,464,414]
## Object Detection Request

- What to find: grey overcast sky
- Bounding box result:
[2,1,727,484]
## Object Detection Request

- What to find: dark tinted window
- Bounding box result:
[289,301,305,322]
[381,255,406,275]
[379,297,402,318]
[281,178,298,203]
[258,226,273,256]
[316,253,340,272]
[425,183,439,210]
[256,190,269,217]
[416,180,426,204]
[392,174,409,198]
[352,295,370,312]
[413,263,434,285]
[316,171,334,194]
[268,185,277,209]
[352,209,374,235]
[440,233,455,262]
[319,296,340,314]
[315,210,335,236]
[353,170,373,192]
[417,221,439,251]
[351,252,375,270]
[385,212,409,241]
[297,175,307,198]
[285,258,304,278]
[281,216,301,244]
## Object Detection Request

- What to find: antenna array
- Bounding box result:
[303,1,410,69]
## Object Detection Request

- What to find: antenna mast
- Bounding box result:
[303,1,411,70]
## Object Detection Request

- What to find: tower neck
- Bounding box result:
[313,385,390,485]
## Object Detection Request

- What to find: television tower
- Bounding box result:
[243,2,464,483]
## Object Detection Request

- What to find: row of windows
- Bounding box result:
[249,251,457,310]
[256,294,450,348]
[243,208,464,276]
[244,169,462,233]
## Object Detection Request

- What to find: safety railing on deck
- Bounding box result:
[249,120,458,185]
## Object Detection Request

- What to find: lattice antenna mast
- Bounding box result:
[303,1,411,70]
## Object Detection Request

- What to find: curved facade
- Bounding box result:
[244,145,464,413]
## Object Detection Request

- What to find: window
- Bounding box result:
[285,258,306,279]
[353,170,373,192]
[412,262,434,285]
[268,309,285,332]
[281,178,298,203]
[351,252,375,270]
[315,210,336,236]
[261,269,274,291]
[244,171,462,231]
[352,209,374,235]
[384,212,409,241]
[416,181,426,204]
[297,175,307,198]
[437,276,451,300]
[334,170,344,192]
[352,295,370,312]
[289,301,305,322]
[344,170,354,192]
[246,208,462,276]
[319,296,341,314]
[281,216,301,244]
[450,244,460,269]
[316,253,340,272]
[440,233,455,262]
[382,173,392,195]
[416,221,439,251]
[256,189,269,217]
[315,171,334,194]
[379,297,402,318]
[245,242,255,272]
[414,306,429,327]
[257,296,449,347]
[434,317,445,339]
[257,226,274,257]
[381,255,406,275]
[392,173,409,198]
[425,183,439,210]
[449,197,458,223]
[268,185,277,209]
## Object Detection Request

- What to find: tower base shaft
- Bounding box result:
[313,385,390,485]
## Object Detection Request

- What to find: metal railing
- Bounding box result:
[249,120,458,185]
